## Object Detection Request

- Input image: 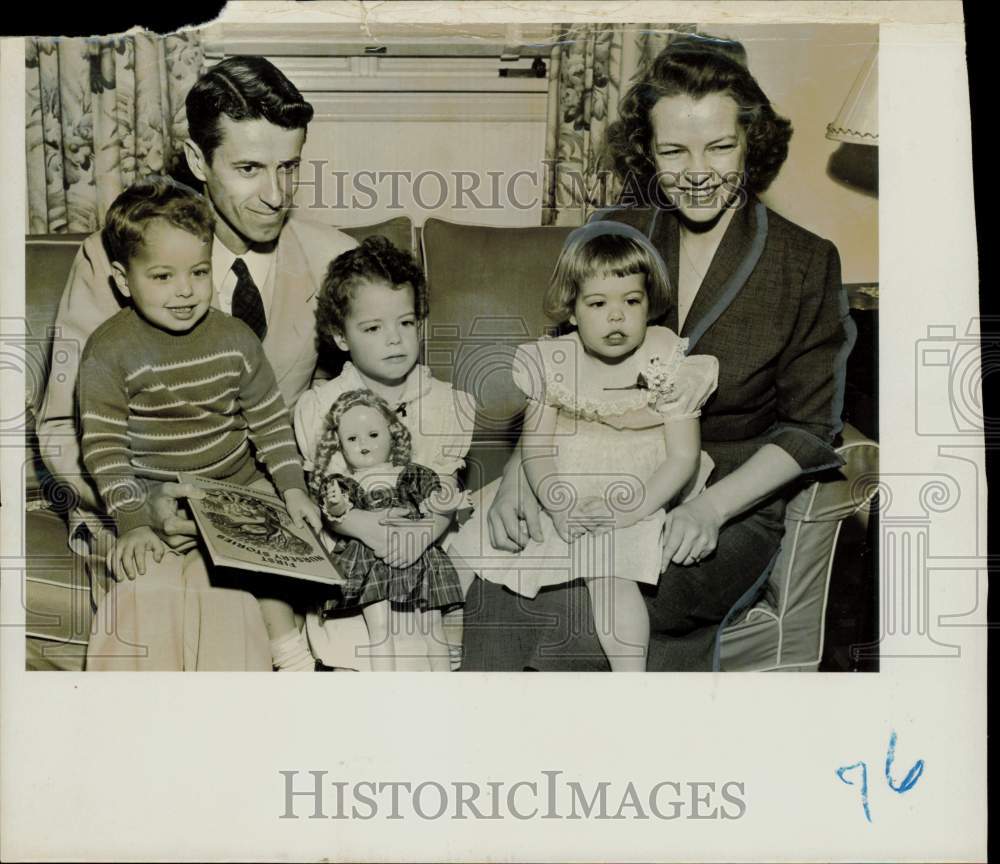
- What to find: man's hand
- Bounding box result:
[149,481,204,550]
[284,488,323,533]
[660,494,724,568]
[112,526,166,582]
[487,468,545,552]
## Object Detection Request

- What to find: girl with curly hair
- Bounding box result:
[294,236,476,670]
[465,33,856,672]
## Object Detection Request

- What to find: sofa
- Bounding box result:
[22,215,877,672]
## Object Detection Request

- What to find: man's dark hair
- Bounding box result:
[185,56,314,164]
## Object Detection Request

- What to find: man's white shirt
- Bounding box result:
[211,238,277,319]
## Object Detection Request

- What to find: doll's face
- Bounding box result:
[337,404,393,470]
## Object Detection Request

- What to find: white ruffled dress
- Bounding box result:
[452,326,718,599]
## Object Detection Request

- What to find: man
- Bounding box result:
[38,56,356,670]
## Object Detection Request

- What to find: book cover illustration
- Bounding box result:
[179,473,344,586]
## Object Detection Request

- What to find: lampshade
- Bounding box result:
[826,47,878,145]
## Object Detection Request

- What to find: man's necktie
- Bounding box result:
[231,258,267,341]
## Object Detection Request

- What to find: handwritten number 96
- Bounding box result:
[837,731,925,823]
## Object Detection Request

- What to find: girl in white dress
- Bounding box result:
[467,222,718,671]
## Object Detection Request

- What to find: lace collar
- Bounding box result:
[338,362,435,409]
[540,330,687,420]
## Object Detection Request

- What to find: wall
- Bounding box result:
[292,57,549,229]
[204,30,551,230]
[705,23,879,284]
[213,22,878,281]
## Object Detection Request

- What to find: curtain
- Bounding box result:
[25,33,205,235]
[542,24,692,226]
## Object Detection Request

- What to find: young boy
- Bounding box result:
[79,176,322,671]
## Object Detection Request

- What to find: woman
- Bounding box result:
[460,34,856,671]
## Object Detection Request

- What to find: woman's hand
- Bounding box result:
[487,466,545,552]
[283,488,324,533]
[112,526,166,581]
[660,494,725,568]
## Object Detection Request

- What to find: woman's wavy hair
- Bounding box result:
[544,223,671,324]
[316,235,428,357]
[308,389,412,495]
[606,33,792,201]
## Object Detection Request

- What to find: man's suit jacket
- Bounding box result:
[38,217,356,491]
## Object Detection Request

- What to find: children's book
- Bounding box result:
[179,473,344,586]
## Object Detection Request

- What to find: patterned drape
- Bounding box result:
[25,33,204,235]
[542,24,692,226]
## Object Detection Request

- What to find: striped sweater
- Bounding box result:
[79,308,306,533]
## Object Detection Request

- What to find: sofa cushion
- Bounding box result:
[24,507,92,671]
[720,424,879,671]
[25,234,89,418]
[421,219,575,491]
[788,429,879,523]
[340,216,414,259]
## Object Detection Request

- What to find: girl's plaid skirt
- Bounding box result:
[322,540,464,616]
[317,463,465,616]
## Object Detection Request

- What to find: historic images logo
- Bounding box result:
[280,769,747,821]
